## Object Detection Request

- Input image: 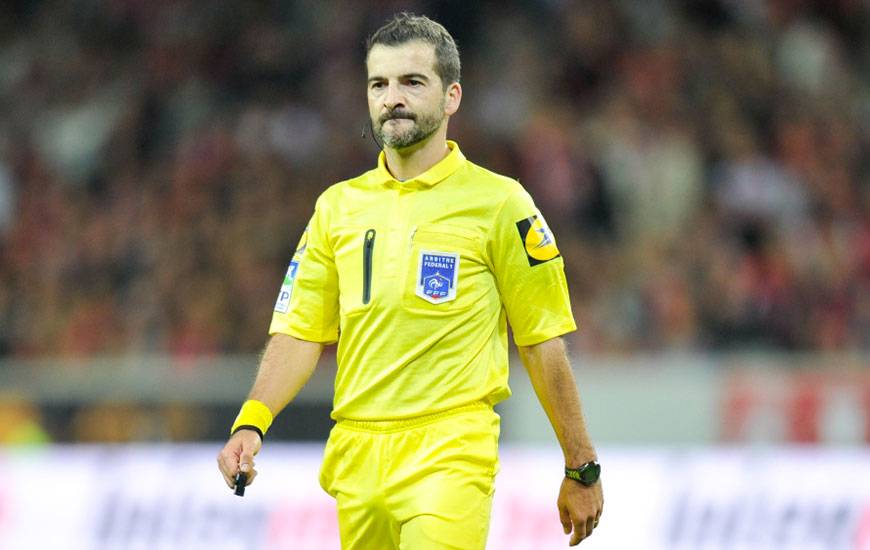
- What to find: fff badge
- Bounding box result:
[416,250,460,304]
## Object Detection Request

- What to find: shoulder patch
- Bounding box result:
[274,260,299,313]
[515,214,560,266]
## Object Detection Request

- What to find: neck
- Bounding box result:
[383,127,450,181]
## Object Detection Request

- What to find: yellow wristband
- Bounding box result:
[230,400,274,438]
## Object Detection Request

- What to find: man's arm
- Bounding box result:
[517,336,603,546]
[216,333,323,490]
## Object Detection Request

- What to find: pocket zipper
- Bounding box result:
[362,229,376,305]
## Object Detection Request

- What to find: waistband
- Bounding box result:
[335,401,492,433]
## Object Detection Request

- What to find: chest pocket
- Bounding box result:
[402,223,488,315]
[332,225,377,317]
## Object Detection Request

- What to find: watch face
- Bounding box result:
[581,462,601,484]
[566,462,601,486]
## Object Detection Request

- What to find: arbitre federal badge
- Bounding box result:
[416,250,460,304]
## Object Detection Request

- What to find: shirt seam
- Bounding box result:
[483,185,524,273]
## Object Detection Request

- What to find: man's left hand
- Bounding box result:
[558,476,603,546]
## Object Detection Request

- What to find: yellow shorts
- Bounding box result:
[319,401,500,550]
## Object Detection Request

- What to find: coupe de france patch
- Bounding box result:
[416,250,460,304]
[516,214,560,266]
[274,260,299,313]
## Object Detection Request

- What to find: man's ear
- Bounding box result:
[444,82,462,116]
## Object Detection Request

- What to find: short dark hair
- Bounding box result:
[366,13,461,87]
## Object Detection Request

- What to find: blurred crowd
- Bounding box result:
[0,0,867,359]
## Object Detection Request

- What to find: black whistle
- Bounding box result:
[234,472,248,497]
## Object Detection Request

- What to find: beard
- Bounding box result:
[373,103,444,149]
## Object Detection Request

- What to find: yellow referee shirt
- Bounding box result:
[269,141,576,421]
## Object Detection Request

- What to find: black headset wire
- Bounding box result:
[362,119,383,151]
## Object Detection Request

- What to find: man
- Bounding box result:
[217,13,603,549]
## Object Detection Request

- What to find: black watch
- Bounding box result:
[565,461,601,486]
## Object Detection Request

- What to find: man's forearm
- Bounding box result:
[219,333,322,490]
[518,337,596,467]
[247,333,324,417]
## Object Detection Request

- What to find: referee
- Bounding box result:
[217,13,603,548]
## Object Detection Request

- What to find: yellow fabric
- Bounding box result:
[319,404,500,550]
[230,399,274,435]
[269,141,576,421]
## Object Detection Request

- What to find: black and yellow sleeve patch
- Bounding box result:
[515,215,560,266]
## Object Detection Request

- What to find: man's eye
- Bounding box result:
[408,80,422,87]
[371,82,385,90]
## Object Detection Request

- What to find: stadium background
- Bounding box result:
[0,0,867,548]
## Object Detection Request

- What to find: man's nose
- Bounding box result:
[384,83,405,109]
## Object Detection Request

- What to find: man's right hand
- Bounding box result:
[217,429,262,491]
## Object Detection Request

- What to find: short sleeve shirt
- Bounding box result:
[269,141,576,421]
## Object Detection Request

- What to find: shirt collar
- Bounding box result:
[373,140,465,188]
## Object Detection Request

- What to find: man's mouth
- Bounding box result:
[381,113,416,124]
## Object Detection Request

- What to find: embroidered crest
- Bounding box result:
[274,260,299,313]
[416,250,460,304]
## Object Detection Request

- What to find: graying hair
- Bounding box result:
[366,13,461,87]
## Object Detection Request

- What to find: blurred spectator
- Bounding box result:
[0,0,866,358]
[69,402,210,442]
[0,394,50,445]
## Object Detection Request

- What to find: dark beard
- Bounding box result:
[374,109,443,149]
